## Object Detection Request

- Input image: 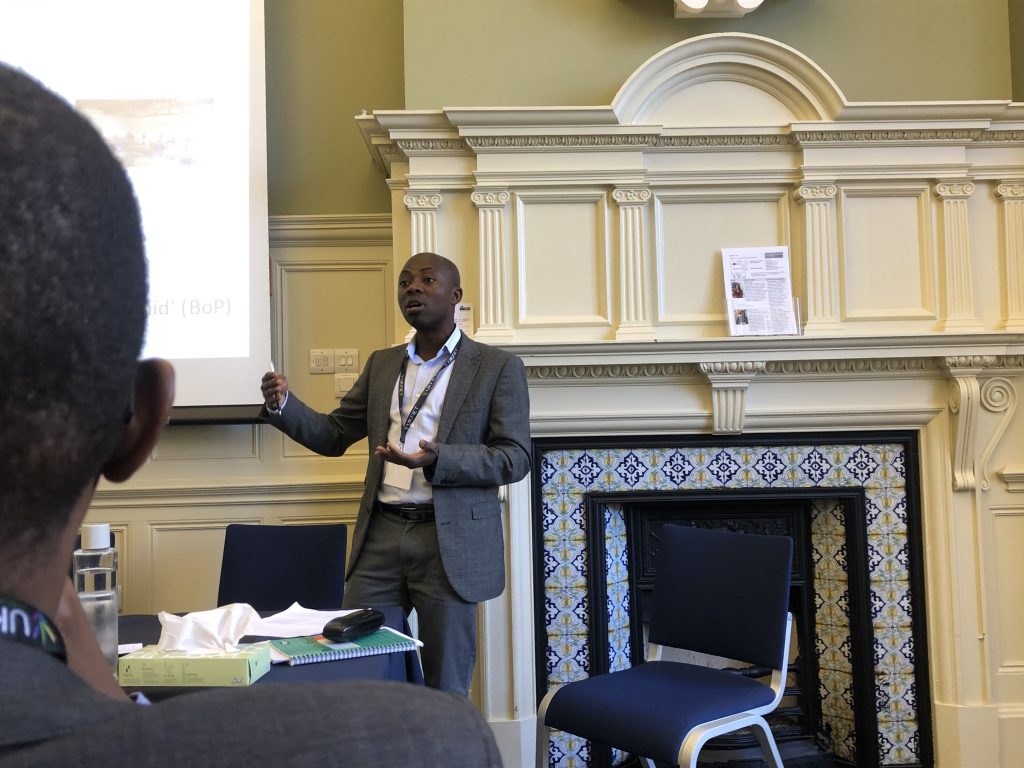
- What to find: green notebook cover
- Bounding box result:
[270,626,420,666]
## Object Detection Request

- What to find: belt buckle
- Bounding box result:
[398,506,427,523]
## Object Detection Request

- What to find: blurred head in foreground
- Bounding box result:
[0,62,172,581]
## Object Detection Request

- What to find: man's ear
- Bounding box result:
[101,359,175,483]
[452,285,464,305]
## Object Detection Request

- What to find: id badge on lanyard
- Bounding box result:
[382,340,461,490]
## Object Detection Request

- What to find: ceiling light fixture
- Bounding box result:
[674,0,765,18]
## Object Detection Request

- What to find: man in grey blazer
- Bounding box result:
[261,251,532,695]
[0,63,502,767]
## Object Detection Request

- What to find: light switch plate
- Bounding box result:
[309,349,334,374]
[334,372,357,397]
[334,348,359,373]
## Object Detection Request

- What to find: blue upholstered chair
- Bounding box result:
[216,523,347,612]
[537,524,794,768]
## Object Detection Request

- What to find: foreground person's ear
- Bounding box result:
[101,359,175,483]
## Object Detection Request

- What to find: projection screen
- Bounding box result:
[0,0,271,421]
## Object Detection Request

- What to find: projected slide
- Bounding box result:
[0,0,270,409]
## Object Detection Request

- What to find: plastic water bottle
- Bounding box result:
[74,522,119,674]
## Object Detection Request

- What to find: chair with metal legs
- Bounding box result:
[536,524,794,768]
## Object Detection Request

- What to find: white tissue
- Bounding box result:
[156,603,261,653]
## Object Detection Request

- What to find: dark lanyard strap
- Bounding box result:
[397,338,462,444]
[0,594,67,662]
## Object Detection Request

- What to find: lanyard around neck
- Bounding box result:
[0,595,67,662]
[397,338,462,445]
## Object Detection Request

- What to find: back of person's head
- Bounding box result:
[0,63,147,549]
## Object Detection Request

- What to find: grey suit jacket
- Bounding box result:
[266,336,532,603]
[0,641,503,767]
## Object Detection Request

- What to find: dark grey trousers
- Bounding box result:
[343,507,478,695]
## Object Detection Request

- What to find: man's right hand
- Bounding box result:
[261,371,289,410]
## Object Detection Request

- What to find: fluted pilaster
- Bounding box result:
[612,187,655,341]
[403,191,442,255]
[996,181,1024,331]
[471,189,514,343]
[793,183,839,333]
[935,181,983,332]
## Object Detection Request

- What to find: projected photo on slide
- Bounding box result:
[79,97,247,361]
[0,0,270,415]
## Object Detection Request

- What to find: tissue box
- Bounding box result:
[118,642,271,687]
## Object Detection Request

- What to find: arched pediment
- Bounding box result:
[612,32,847,126]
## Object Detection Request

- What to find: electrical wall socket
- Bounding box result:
[308,348,334,374]
[334,372,357,397]
[334,348,359,373]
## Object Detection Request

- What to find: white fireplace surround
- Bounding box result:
[357,33,1024,768]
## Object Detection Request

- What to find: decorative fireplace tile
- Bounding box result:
[537,441,921,768]
[604,506,631,674]
[812,499,857,763]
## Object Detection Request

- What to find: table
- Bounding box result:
[119,605,423,699]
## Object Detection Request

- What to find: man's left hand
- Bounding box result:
[374,439,438,468]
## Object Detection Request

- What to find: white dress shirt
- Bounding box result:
[377,327,462,505]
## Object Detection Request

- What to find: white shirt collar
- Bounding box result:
[406,326,462,365]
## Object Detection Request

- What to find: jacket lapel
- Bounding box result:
[369,345,408,442]
[436,336,480,442]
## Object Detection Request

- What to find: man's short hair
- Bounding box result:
[0,63,147,545]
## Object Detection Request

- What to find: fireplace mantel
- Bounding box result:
[511,334,1024,367]
[361,31,1024,768]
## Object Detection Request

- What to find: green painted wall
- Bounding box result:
[264,0,404,215]
[262,1,1017,217]
[1011,0,1024,101]
[403,0,1013,108]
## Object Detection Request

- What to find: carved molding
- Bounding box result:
[700,361,765,434]
[700,361,766,376]
[523,356,1023,382]
[762,358,943,375]
[945,355,999,370]
[944,356,999,492]
[948,373,981,491]
[794,129,985,144]
[978,130,1024,143]
[403,192,443,211]
[471,189,511,207]
[465,135,657,150]
[996,182,1024,200]
[395,138,468,153]
[612,187,652,205]
[978,377,1018,492]
[793,184,838,201]
[652,134,795,148]
[371,127,1013,168]
[934,181,977,199]
[527,364,696,381]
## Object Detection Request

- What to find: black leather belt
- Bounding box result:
[377,501,435,523]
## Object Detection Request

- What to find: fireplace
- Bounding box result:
[533,433,932,768]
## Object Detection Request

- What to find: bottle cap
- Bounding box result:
[81,523,112,550]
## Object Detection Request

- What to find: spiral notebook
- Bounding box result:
[269,626,421,666]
